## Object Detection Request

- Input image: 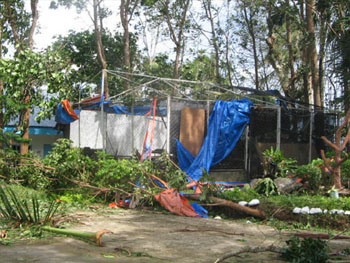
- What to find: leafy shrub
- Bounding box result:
[255,178,279,196]
[281,236,329,263]
[341,159,350,182]
[95,156,141,192]
[0,149,50,189]
[295,158,324,192]
[43,139,97,190]
[219,186,260,202]
[262,147,296,178]
[0,148,21,180]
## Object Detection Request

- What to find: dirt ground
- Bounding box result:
[1,209,350,263]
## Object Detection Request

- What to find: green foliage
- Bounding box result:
[0,184,60,225]
[262,147,296,178]
[218,186,260,202]
[0,148,19,180]
[281,236,329,263]
[95,157,140,192]
[341,159,350,181]
[52,29,139,98]
[295,158,324,192]
[267,194,350,211]
[0,149,50,189]
[43,139,96,190]
[0,48,73,125]
[255,178,279,196]
[143,153,188,191]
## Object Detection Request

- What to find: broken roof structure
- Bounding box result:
[56,69,339,180]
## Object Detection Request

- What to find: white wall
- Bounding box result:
[70,110,167,157]
[30,134,62,157]
[70,110,104,150]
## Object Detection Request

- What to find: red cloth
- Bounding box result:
[154,189,200,217]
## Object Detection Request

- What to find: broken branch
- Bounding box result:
[42,226,112,246]
[213,244,283,263]
[186,194,266,219]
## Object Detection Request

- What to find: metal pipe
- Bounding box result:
[276,106,281,151]
[308,110,314,163]
[101,69,106,152]
[131,104,134,156]
[78,86,81,148]
[244,125,249,177]
[166,95,171,156]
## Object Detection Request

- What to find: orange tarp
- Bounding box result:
[62,99,79,120]
[154,189,200,217]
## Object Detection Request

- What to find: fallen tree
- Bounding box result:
[186,194,266,219]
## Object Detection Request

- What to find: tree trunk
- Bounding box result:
[120,0,130,90]
[20,97,31,155]
[163,0,190,79]
[187,194,266,219]
[243,4,259,90]
[174,44,181,79]
[286,2,295,95]
[203,0,221,84]
[321,111,350,189]
[318,14,328,107]
[306,0,321,107]
[344,70,350,113]
[20,0,38,155]
[93,0,108,97]
[120,0,138,89]
[224,33,233,86]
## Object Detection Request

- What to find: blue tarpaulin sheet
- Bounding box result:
[176,98,253,181]
[55,103,80,124]
[55,99,167,124]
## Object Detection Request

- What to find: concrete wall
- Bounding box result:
[70,110,167,157]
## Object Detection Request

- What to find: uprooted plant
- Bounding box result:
[0,184,112,246]
[0,184,60,225]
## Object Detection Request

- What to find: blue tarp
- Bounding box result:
[55,103,80,124]
[176,98,253,181]
[55,100,167,124]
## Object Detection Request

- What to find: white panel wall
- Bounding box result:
[70,110,104,150]
[70,110,167,157]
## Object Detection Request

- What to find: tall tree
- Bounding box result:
[0,4,7,148]
[201,0,221,84]
[4,0,39,154]
[53,29,138,98]
[143,0,192,79]
[120,0,139,90]
[327,0,350,111]
[93,0,108,97]
[51,0,110,97]
[240,0,260,90]
[306,0,321,107]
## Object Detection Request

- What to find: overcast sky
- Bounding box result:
[34,0,121,50]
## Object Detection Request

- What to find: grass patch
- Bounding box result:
[264,194,350,211]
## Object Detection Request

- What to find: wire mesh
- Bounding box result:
[105,103,168,158]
